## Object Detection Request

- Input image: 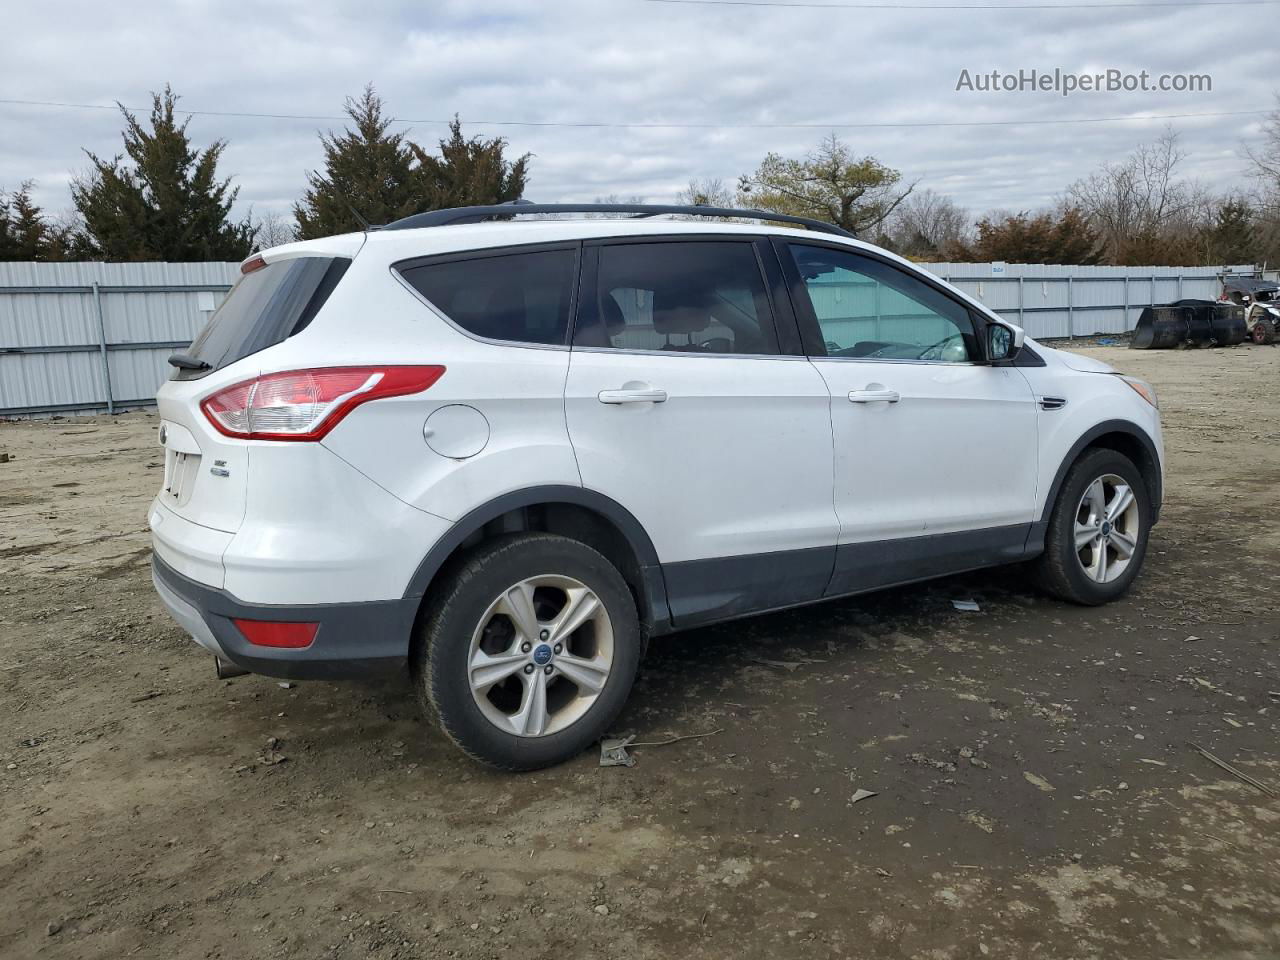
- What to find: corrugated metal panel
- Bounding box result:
[918,263,1261,339]
[1,262,237,417]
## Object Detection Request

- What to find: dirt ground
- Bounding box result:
[2,344,1278,960]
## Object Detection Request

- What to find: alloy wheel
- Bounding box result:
[467,575,614,738]
[1073,473,1141,584]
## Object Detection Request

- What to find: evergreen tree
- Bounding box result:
[737,134,914,236]
[412,116,530,210]
[294,85,423,238]
[960,207,1102,265]
[1199,198,1256,265]
[71,85,253,261]
[0,182,72,261]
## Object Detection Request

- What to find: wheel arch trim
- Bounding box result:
[402,485,670,629]
[1039,419,1162,526]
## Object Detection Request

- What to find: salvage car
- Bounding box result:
[150,203,1164,769]
[1222,275,1280,344]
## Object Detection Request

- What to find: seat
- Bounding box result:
[652,290,711,351]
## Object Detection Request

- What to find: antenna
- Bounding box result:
[345,203,375,232]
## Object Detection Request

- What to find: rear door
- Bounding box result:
[564,236,838,626]
[777,240,1038,596]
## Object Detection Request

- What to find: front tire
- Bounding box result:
[1034,448,1151,605]
[414,534,642,771]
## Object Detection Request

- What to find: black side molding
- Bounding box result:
[401,485,673,634]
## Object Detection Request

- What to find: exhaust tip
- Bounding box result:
[215,657,250,680]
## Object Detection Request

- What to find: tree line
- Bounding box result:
[2,84,1278,267]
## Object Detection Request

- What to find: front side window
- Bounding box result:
[787,244,978,363]
[397,247,577,345]
[574,241,780,356]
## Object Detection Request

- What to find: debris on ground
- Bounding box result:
[850,788,877,805]
[951,599,981,612]
[599,729,723,767]
[1023,772,1056,793]
[260,736,287,767]
[129,691,162,703]
[600,736,637,767]
[1188,741,1276,797]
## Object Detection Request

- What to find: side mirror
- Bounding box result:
[987,321,1024,362]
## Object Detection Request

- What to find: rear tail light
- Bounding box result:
[201,366,444,441]
[233,619,318,649]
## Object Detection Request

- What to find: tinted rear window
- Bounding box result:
[174,257,349,380]
[397,248,577,346]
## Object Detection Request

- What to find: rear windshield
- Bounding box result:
[173,257,349,380]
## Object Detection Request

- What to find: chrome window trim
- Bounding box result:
[808,355,981,367]
[568,344,811,361]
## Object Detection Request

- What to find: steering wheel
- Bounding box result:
[917,333,965,362]
[698,336,733,353]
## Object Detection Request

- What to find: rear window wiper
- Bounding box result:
[168,352,211,371]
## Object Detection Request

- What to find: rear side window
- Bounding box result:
[574,241,779,356]
[176,257,349,380]
[397,248,577,346]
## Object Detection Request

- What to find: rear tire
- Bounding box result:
[413,534,641,771]
[1033,448,1151,606]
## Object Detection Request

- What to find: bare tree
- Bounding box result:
[1244,95,1280,267]
[1065,128,1202,263]
[253,210,297,250]
[886,188,971,259]
[1243,94,1280,192]
[583,194,647,219]
[674,177,734,208]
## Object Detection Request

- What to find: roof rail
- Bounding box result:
[380,202,856,239]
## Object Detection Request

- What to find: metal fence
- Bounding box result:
[921,261,1276,340]
[1,259,1276,418]
[0,261,239,417]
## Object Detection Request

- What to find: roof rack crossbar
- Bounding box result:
[380,203,855,238]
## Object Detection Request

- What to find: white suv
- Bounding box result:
[150,203,1164,770]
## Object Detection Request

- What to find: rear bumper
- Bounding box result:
[151,554,417,680]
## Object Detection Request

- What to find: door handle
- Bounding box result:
[848,389,900,403]
[598,388,668,404]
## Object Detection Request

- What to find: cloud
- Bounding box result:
[0,0,1270,225]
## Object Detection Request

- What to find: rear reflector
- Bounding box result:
[233,619,319,649]
[201,365,445,441]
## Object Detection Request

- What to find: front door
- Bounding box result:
[564,237,838,626]
[777,240,1039,596]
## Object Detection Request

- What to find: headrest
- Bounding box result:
[652,290,709,335]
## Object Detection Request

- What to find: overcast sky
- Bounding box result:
[2,0,1274,226]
